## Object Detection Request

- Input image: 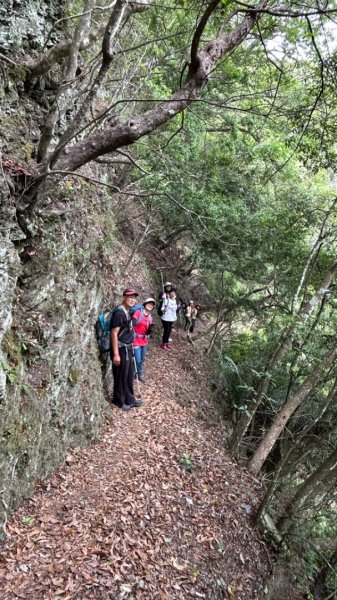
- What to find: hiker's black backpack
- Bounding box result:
[157,294,165,317]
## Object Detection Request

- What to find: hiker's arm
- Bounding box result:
[161,297,168,314]
[111,327,121,366]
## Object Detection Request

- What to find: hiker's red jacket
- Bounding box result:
[133,310,152,347]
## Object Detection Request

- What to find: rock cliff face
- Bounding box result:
[0,0,117,529]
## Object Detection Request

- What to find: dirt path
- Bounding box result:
[0,330,270,599]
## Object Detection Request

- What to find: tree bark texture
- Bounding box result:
[277,447,337,536]
[230,255,337,454]
[312,546,337,600]
[248,346,337,476]
[51,8,261,172]
[49,0,152,167]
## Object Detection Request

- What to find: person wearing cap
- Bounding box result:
[132,298,156,383]
[184,300,194,332]
[110,289,143,411]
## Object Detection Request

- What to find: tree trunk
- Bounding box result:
[248,346,337,475]
[49,0,152,168]
[230,256,337,453]
[312,545,337,600]
[37,0,96,162]
[256,376,337,521]
[230,325,294,453]
[276,447,337,537]
[50,7,261,173]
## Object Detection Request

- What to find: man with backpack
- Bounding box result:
[110,289,143,411]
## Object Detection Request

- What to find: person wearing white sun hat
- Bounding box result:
[160,289,177,350]
[132,297,156,383]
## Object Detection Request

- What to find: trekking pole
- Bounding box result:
[156,266,168,294]
[159,268,164,293]
[131,345,141,397]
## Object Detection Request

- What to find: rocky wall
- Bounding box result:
[0,0,119,530]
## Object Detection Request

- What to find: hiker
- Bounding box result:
[110,289,143,411]
[158,281,173,316]
[184,300,194,331]
[132,297,156,383]
[161,289,177,350]
[162,281,173,298]
[190,304,200,333]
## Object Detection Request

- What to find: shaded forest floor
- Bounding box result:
[0,328,271,599]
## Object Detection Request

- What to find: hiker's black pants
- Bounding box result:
[112,345,136,406]
[162,320,173,344]
[184,317,191,331]
[190,319,196,333]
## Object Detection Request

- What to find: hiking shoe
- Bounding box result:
[161,344,169,350]
[166,343,173,349]
[129,399,143,408]
[121,403,132,411]
[139,377,145,383]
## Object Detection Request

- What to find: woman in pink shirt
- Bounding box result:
[132,298,156,383]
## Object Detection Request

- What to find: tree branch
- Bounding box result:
[52,5,263,172]
[189,0,221,76]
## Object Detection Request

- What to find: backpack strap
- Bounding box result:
[132,307,144,326]
[111,305,133,337]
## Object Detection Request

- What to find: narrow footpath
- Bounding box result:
[0,330,270,599]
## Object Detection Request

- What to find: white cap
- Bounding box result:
[164,281,172,286]
[189,300,194,304]
[143,297,156,305]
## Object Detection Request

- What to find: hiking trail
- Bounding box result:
[0,330,270,599]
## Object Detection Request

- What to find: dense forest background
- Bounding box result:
[1,0,337,597]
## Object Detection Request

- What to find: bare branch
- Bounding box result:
[37,0,96,163]
[24,23,106,78]
[235,0,337,18]
[0,53,21,68]
[46,0,152,168]
[189,0,221,76]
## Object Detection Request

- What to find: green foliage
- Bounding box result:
[179,453,195,472]
[22,515,35,526]
[1,358,17,384]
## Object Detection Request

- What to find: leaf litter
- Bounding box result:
[0,329,270,599]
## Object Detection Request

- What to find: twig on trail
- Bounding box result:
[0,53,22,68]
[186,332,195,348]
[0,490,9,537]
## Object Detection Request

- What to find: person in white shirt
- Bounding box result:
[161,289,177,350]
